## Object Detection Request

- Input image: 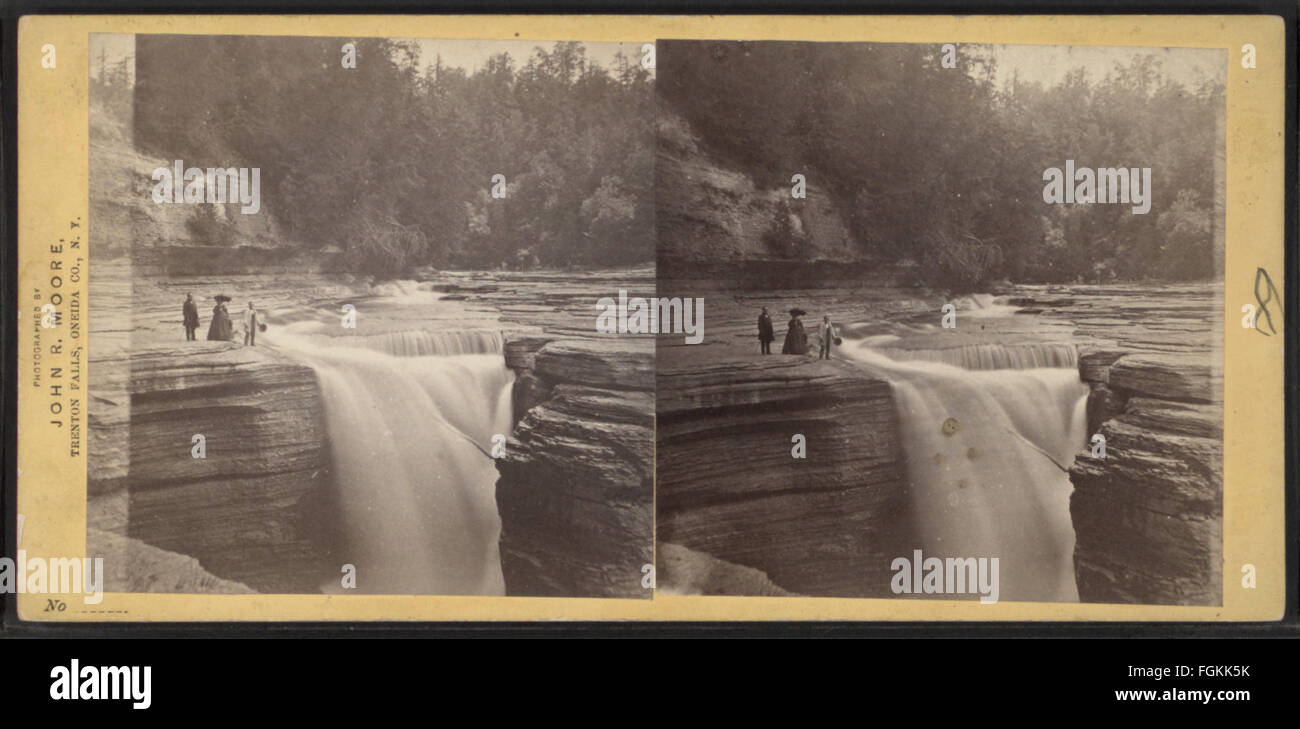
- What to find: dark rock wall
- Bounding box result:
[496,337,655,598]
[1070,350,1223,605]
[656,357,906,597]
[656,110,857,265]
[92,345,335,594]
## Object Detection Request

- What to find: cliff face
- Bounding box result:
[91,98,289,259]
[656,111,856,264]
[91,96,345,276]
[88,258,342,593]
[426,268,659,599]
[998,285,1225,606]
[656,356,905,596]
[90,343,335,594]
[1070,350,1223,605]
[496,336,655,598]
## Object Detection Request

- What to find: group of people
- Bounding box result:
[757,307,839,360]
[183,293,263,346]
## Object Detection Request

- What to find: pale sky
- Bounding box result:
[95,35,1220,93]
[91,34,649,82]
[405,39,651,76]
[90,34,135,82]
[970,44,1226,89]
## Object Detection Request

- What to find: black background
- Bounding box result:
[0,0,1295,711]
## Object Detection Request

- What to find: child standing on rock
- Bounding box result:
[243,302,260,346]
[818,315,838,360]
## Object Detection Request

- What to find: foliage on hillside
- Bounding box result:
[129,37,654,275]
[657,41,1223,287]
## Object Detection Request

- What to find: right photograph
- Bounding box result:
[654,40,1226,605]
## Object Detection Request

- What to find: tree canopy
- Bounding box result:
[131,36,654,274]
[658,40,1224,287]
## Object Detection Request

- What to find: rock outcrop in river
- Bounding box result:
[412,268,657,597]
[498,336,655,597]
[1063,289,1225,606]
[1070,353,1223,605]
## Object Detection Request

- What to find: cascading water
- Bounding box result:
[842,301,1089,603]
[263,291,514,596]
[877,342,1078,370]
[328,329,506,358]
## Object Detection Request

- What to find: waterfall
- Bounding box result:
[327,329,504,357]
[845,341,1088,602]
[957,293,997,310]
[878,343,1077,370]
[272,325,513,595]
[953,293,1018,318]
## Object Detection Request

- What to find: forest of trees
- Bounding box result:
[128,36,654,274]
[112,37,1222,285]
[658,41,1224,287]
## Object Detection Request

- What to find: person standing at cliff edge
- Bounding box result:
[757,307,775,354]
[243,302,260,346]
[818,315,839,360]
[183,293,200,341]
[782,308,809,355]
[207,295,233,341]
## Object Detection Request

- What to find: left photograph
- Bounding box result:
[87,34,656,598]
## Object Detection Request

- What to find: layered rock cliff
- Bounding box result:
[497,337,655,598]
[656,356,905,596]
[473,268,656,597]
[91,96,294,261]
[89,342,336,594]
[1070,350,1223,605]
[1046,284,1224,606]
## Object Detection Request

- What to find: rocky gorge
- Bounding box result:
[87,261,655,598]
[88,86,656,599]
[654,274,1224,605]
[651,96,1224,605]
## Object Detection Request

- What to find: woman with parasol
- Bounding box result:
[781,307,809,355]
[206,294,235,341]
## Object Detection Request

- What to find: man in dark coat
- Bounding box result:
[182,294,200,341]
[757,307,775,354]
